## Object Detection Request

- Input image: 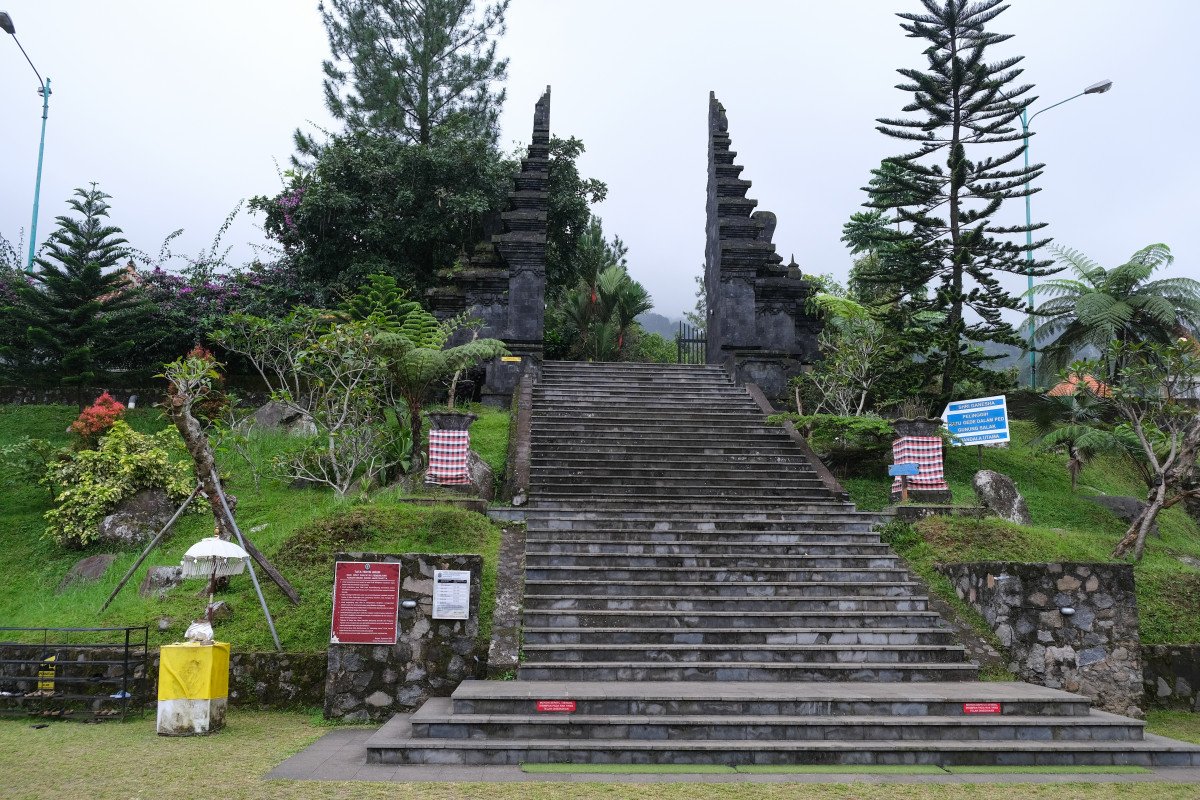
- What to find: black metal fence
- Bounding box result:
[0,626,149,721]
[677,322,706,364]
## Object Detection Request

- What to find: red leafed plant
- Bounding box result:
[69,391,126,448]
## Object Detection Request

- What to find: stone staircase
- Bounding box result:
[367,361,1200,767]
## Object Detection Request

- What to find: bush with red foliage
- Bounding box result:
[69,392,126,448]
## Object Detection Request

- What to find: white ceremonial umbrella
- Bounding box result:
[180,537,250,640]
[181,536,249,579]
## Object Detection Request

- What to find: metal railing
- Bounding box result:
[677,322,706,364]
[0,626,149,721]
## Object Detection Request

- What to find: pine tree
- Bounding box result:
[0,186,153,387]
[872,0,1056,398]
[300,0,509,153]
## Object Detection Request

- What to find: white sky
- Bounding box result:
[1,1,1197,318]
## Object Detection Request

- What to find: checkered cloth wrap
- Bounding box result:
[890,436,949,493]
[426,430,472,485]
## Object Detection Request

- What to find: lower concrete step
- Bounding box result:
[409,698,1141,742]
[447,681,1094,717]
[523,580,921,598]
[520,643,969,665]
[522,609,948,629]
[521,626,961,646]
[372,682,1200,767]
[515,662,980,682]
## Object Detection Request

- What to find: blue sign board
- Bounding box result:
[942,394,1010,447]
[888,463,920,477]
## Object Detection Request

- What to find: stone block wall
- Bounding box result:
[939,562,1143,716]
[0,644,326,711]
[1143,645,1200,710]
[324,552,484,723]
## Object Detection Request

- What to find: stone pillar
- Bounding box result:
[703,93,821,400]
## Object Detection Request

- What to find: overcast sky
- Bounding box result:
[1,1,1196,318]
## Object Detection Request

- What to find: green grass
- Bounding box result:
[1146,710,1200,744]
[1,711,1198,800]
[844,420,1200,645]
[0,404,505,653]
[522,763,737,774]
[735,765,946,774]
[943,766,1152,775]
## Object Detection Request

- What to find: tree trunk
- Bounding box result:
[1112,480,1167,560]
[166,395,237,541]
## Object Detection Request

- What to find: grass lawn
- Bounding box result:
[842,420,1200,645]
[0,403,508,653]
[1,711,1199,800]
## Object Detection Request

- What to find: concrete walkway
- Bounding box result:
[266,720,1200,784]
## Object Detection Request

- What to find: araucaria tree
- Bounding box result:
[0,186,152,386]
[304,0,509,151]
[872,0,1055,397]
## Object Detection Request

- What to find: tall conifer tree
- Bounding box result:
[872,0,1056,397]
[1,186,152,386]
[299,0,509,153]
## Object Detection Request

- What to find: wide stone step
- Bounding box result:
[522,609,945,628]
[523,597,926,618]
[516,662,979,683]
[522,626,960,646]
[531,453,816,467]
[532,409,761,421]
[528,540,894,555]
[531,497,842,511]
[532,518,877,532]
[530,482,828,496]
[522,643,969,665]
[409,701,1139,743]
[527,529,880,542]
[530,472,825,486]
[524,566,911,584]
[525,553,901,570]
[447,681,1095,717]
[523,580,918,598]
[530,464,816,478]
[532,421,786,434]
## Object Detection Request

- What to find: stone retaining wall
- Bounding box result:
[1143,645,1200,710]
[324,552,484,723]
[939,562,1143,716]
[0,644,326,710]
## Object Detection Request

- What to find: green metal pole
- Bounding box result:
[26,76,50,273]
[1022,109,1035,389]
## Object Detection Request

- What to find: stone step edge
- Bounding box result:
[520,644,968,653]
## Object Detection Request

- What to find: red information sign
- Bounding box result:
[331,561,401,645]
[536,700,577,713]
[963,702,1002,714]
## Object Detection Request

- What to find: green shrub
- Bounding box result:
[43,421,195,548]
[767,413,895,477]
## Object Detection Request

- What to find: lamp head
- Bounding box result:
[1084,79,1114,95]
[0,12,14,36]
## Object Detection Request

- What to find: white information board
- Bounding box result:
[942,395,1010,446]
[432,569,471,620]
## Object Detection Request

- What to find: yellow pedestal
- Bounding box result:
[156,642,230,736]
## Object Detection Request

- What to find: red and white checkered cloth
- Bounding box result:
[890,436,949,493]
[426,430,472,485]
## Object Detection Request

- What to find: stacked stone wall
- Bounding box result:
[1143,645,1200,710]
[323,552,484,723]
[939,562,1143,717]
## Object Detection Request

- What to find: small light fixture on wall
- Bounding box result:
[1060,607,1076,616]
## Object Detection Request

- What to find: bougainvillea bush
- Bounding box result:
[44,421,195,548]
[68,391,125,449]
[138,262,330,366]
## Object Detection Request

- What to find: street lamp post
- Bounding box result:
[0,11,52,274]
[1021,79,1113,389]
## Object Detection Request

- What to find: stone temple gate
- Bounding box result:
[431,89,822,402]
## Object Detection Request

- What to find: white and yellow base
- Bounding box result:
[156,641,230,736]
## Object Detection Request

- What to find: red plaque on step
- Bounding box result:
[963,702,1002,714]
[536,700,577,713]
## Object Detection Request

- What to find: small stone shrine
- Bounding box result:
[428,88,551,406]
[704,93,823,398]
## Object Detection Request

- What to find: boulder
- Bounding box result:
[57,554,118,592]
[1088,495,1159,538]
[972,470,1032,525]
[467,450,495,502]
[97,488,177,546]
[207,601,233,623]
[239,401,316,437]
[139,565,184,598]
